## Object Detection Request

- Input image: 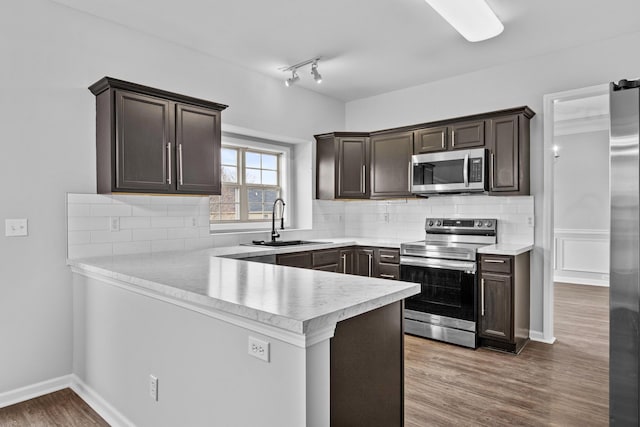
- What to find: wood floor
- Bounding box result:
[405,282,609,426]
[0,283,608,426]
[0,388,108,427]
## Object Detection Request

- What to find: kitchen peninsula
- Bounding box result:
[68,242,419,427]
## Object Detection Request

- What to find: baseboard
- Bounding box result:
[70,374,135,427]
[529,330,556,344]
[554,275,609,287]
[0,374,72,409]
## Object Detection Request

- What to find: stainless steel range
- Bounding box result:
[400,218,497,348]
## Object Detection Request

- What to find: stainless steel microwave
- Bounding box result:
[411,148,488,195]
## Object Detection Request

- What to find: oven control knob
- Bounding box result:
[484,220,493,228]
[435,220,442,226]
[475,220,482,227]
[427,220,434,227]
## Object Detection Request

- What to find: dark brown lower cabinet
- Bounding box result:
[354,248,375,277]
[478,252,530,353]
[275,252,312,269]
[331,301,404,427]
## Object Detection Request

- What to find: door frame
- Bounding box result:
[541,83,609,343]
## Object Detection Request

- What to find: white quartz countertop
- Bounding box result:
[477,243,533,256]
[68,239,419,335]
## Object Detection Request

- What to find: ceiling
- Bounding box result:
[51,0,640,101]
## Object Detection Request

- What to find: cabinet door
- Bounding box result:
[354,248,375,277]
[175,103,221,195]
[276,252,312,269]
[450,120,485,150]
[413,126,447,153]
[115,90,172,192]
[479,272,513,341]
[338,249,354,275]
[337,137,369,199]
[370,132,413,198]
[488,115,519,193]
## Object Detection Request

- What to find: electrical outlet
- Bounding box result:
[248,336,270,362]
[149,375,158,401]
[527,216,534,227]
[5,219,28,237]
[384,213,390,223]
[189,217,197,227]
[110,216,120,232]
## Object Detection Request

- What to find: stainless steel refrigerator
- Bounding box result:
[609,78,640,425]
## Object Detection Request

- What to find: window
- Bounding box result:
[210,146,282,223]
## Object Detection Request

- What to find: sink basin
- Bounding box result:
[250,240,327,247]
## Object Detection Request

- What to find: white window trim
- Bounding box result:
[210,133,292,233]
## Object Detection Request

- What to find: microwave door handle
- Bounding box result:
[463,153,469,187]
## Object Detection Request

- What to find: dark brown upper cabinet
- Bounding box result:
[449,120,485,150]
[89,77,228,195]
[370,131,413,198]
[315,132,370,199]
[487,114,530,195]
[413,126,448,154]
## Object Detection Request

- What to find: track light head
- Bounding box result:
[311,62,322,84]
[284,70,299,87]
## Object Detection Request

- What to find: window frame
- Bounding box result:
[210,140,290,232]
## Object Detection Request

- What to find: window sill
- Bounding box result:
[209,223,310,235]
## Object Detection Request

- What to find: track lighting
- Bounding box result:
[281,57,323,87]
[285,70,299,87]
[311,61,322,84]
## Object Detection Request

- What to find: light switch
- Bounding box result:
[5,218,28,237]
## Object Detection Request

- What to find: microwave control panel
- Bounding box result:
[469,157,483,183]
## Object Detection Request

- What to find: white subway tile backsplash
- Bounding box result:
[67,204,92,217]
[167,227,199,240]
[90,230,132,243]
[120,217,151,229]
[132,228,167,241]
[68,217,109,232]
[151,217,187,228]
[68,231,91,245]
[167,205,201,216]
[67,193,113,204]
[111,195,152,205]
[132,205,167,217]
[90,204,132,217]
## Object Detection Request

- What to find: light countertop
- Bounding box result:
[68,240,418,336]
[477,243,533,256]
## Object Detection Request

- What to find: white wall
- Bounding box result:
[554,131,610,230]
[0,0,344,395]
[345,31,640,336]
[553,130,610,286]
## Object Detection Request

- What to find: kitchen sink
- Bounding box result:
[250,240,328,247]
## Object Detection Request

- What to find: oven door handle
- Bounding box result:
[400,256,476,273]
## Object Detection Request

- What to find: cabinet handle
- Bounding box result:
[361,165,366,194]
[178,143,184,185]
[380,273,395,279]
[490,152,495,189]
[380,254,395,259]
[167,142,172,185]
[451,130,456,148]
[463,153,469,187]
[341,254,347,274]
[368,253,373,277]
[484,259,505,263]
[408,161,412,190]
[481,278,485,316]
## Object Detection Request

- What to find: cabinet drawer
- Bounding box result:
[378,248,400,264]
[480,255,512,274]
[377,263,400,280]
[312,249,340,267]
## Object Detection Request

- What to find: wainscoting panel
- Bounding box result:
[554,229,609,286]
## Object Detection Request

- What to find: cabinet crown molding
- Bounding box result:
[89,76,228,111]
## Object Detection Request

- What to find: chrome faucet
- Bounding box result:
[271,198,285,242]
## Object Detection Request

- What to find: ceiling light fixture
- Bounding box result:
[285,70,299,87]
[281,57,322,87]
[424,0,504,42]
